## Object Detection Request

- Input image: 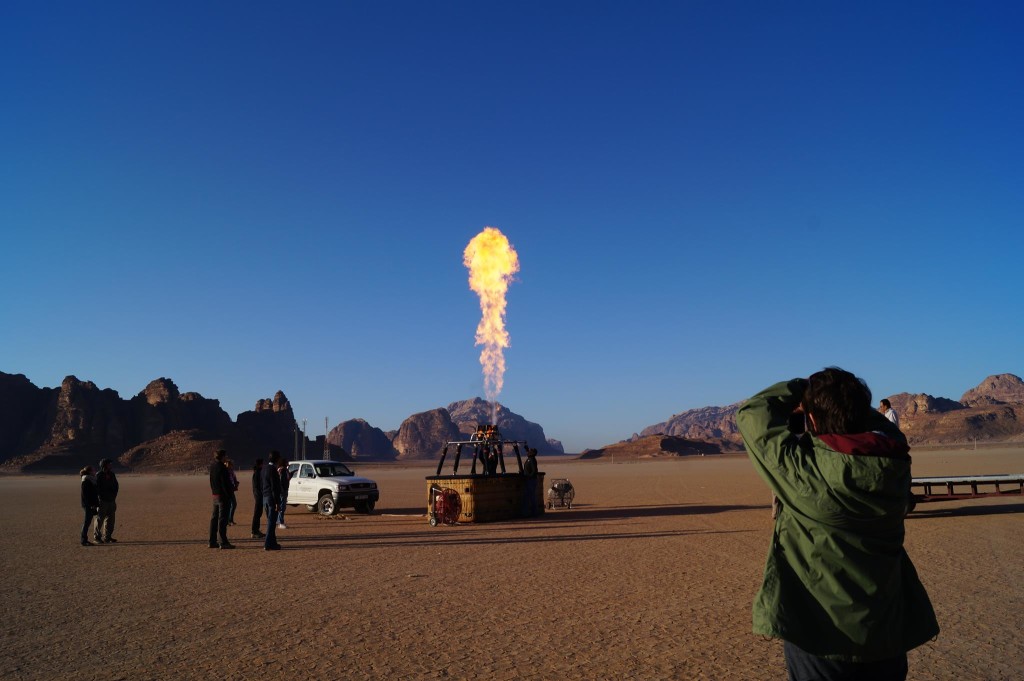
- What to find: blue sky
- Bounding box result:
[2,2,1021,452]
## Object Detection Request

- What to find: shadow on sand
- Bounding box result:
[908,501,1024,519]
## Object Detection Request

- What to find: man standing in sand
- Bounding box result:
[879,398,900,429]
[521,448,539,517]
[261,451,283,551]
[737,368,937,680]
[208,450,234,550]
[95,458,119,543]
[251,458,266,539]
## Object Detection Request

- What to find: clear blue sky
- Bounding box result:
[2,2,1021,452]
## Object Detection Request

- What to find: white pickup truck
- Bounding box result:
[285,460,380,515]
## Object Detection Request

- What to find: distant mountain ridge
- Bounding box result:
[0,371,564,471]
[626,373,1024,455]
[2,371,1020,471]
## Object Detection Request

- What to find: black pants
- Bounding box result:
[251,495,264,534]
[209,496,230,546]
[81,507,97,542]
[784,641,908,681]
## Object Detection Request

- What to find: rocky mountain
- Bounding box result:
[637,403,744,451]
[580,435,722,460]
[326,418,397,459]
[446,397,564,455]
[0,372,299,472]
[960,374,1024,406]
[626,374,1024,451]
[391,408,463,460]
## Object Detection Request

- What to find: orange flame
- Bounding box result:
[464,227,520,416]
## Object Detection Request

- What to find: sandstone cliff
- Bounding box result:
[446,397,565,455]
[391,408,462,459]
[960,374,1024,406]
[581,435,721,460]
[327,418,397,459]
[638,403,743,451]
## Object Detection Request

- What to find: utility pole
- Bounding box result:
[293,425,298,461]
[325,416,330,460]
[302,418,307,460]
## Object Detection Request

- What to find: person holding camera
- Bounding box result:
[737,367,938,681]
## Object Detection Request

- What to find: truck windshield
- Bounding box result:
[315,464,353,477]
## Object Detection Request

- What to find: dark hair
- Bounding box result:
[802,367,872,435]
[269,450,281,463]
[880,398,892,409]
[253,457,264,470]
[215,449,227,460]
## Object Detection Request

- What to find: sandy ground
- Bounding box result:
[2,448,1023,681]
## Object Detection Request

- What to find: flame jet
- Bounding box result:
[463,227,520,421]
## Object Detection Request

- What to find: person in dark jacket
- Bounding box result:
[95,458,119,543]
[208,450,234,549]
[521,448,539,517]
[737,367,938,681]
[276,458,291,529]
[260,450,282,550]
[80,466,99,546]
[250,458,265,539]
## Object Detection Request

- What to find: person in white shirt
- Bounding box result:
[879,399,900,428]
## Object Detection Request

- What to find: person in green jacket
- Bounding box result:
[737,367,938,681]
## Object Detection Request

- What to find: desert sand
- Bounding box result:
[2,448,1023,680]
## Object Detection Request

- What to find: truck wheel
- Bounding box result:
[355,501,374,514]
[429,516,438,527]
[317,494,337,516]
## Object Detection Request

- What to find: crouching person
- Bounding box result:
[737,367,938,681]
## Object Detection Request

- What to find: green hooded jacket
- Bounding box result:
[737,379,939,662]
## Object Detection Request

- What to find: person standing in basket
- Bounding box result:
[737,368,937,681]
[95,458,119,543]
[250,458,265,539]
[261,451,282,551]
[208,449,234,549]
[80,466,99,546]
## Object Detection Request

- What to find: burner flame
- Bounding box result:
[463,227,520,420]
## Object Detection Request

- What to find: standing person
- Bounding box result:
[879,398,900,429]
[521,448,539,517]
[261,450,282,551]
[250,458,266,539]
[95,458,119,543]
[208,449,234,549]
[225,459,240,526]
[80,466,99,547]
[276,458,291,529]
[737,368,938,680]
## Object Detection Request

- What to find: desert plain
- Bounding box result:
[2,447,1023,681]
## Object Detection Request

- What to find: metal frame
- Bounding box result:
[911,474,1024,503]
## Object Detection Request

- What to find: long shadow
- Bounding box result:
[908,501,1024,518]
[374,502,765,521]
[290,527,755,550]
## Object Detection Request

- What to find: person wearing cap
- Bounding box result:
[208,449,235,549]
[80,465,99,546]
[95,458,119,543]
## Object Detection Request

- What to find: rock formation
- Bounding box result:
[581,435,721,460]
[638,403,743,451]
[446,397,564,455]
[960,374,1024,406]
[392,408,462,460]
[327,418,397,459]
[233,391,301,460]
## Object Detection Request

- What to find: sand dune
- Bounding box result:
[2,448,1023,680]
